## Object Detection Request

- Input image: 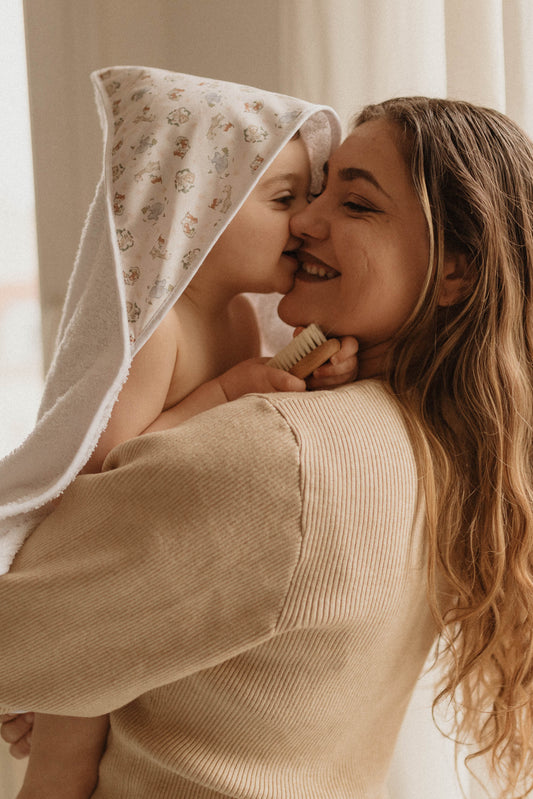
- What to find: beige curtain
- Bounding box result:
[3,1,530,796]
[279,0,533,134]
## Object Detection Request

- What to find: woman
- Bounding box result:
[278,97,533,797]
[1,97,532,798]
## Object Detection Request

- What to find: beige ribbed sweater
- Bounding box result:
[0,380,435,798]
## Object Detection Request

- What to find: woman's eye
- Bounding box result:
[343,200,378,214]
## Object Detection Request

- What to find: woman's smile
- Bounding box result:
[295,251,340,281]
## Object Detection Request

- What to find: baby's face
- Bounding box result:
[202,137,311,295]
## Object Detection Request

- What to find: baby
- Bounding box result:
[0,68,352,798]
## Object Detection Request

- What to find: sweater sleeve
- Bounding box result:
[0,396,302,717]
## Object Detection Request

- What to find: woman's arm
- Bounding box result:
[0,397,303,717]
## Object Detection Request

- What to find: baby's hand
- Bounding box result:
[0,712,34,758]
[217,358,306,401]
[304,333,359,390]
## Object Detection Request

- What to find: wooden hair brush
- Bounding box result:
[267,324,340,379]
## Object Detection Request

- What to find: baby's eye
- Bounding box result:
[274,194,294,205]
[273,194,295,207]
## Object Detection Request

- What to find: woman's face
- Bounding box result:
[278,119,430,377]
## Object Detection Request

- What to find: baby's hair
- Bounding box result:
[355,97,533,797]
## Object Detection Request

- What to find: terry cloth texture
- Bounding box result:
[0,66,340,573]
[0,380,435,798]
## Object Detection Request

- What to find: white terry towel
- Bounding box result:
[0,66,341,574]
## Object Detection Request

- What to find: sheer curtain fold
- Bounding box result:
[279,0,533,137]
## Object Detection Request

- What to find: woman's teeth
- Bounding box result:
[300,261,338,279]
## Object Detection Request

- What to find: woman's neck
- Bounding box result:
[356,341,389,380]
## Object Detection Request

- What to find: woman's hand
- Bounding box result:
[0,712,34,758]
[302,333,359,390]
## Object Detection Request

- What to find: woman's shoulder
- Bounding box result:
[265,380,409,439]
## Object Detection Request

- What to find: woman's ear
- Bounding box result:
[437,252,471,307]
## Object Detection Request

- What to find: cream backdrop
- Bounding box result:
[3,1,532,797]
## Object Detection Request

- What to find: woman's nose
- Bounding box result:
[290,196,329,241]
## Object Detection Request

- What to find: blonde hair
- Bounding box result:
[354,98,533,796]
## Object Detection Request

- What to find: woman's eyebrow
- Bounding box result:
[338,166,391,199]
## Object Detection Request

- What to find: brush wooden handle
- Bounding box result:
[289,338,341,379]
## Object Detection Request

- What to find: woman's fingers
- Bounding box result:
[307,335,359,389]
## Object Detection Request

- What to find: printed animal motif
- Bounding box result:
[133,160,162,184]
[105,80,121,96]
[147,277,168,304]
[116,229,134,252]
[181,248,201,270]
[142,200,165,221]
[208,185,232,213]
[126,301,141,323]
[244,100,264,113]
[250,154,265,172]
[275,110,302,127]
[131,87,151,102]
[243,125,268,143]
[113,193,126,215]
[209,147,229,176]
[131,134,157,156]
[174,168,195,193]
[123,266,141,285]
[114,117,124,134]
[112,99,122,117]
[167,107,191,126]
[181,212,198,238]
[207,113,234,140]
[112,138,124,155]
[134,106,156,123]
[112,164,125,182]
[173,136,190,158]
[150,235,170,260]
[205,91,222,107]
[167,88,185,101]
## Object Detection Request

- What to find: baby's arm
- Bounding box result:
[143,358,306,433]
[15,714,109,799]
[144,333,359,434]
[82,311,179,472]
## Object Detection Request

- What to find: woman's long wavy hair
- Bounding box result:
[354,98,533,796]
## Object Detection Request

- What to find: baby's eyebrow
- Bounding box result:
[259,172,304,189]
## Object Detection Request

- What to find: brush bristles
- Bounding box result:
[267,324,327,371]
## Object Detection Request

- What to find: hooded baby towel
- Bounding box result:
[0,66,341,573]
